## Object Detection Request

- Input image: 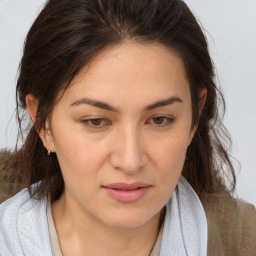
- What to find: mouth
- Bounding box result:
[108,187,146,191]
[103,182,151,190]
[102,182,151,203]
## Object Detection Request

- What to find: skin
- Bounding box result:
[26,42,205,256]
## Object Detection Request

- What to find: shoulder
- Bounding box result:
[0,188,33,241]
[201,194,256,256]
[0,188,52,255]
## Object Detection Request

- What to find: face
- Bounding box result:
[42,42,195,228]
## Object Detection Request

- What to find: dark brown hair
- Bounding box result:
[13,0,235,201]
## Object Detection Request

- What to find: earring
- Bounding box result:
[47,150,51,156]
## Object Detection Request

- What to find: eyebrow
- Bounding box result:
[70,96,183,112]
[145,96,183,111]
[70,98,119,112]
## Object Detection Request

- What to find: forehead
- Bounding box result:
[59,42,190,108]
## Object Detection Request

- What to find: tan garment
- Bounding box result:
[202,194,256,256]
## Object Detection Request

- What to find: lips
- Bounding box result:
[102,182,151,203]
[103,182,150,190]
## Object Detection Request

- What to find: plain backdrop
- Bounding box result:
[0,0,255,206]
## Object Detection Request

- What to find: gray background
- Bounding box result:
[0,0,255,206]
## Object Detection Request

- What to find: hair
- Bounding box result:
[12,0,236,202]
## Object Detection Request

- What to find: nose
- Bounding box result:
[109,125,147,174]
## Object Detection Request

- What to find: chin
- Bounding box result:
[100,209,159,229]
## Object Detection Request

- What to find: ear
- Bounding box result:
[26,94,56,153]
[199,88,207,115]
[26,94,38,124]
[188,88,207,145]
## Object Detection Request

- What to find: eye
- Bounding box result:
[146,115,174,127]
[81,118,111,128]
[153,116,165,124]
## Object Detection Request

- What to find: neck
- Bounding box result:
[52,192,162,256]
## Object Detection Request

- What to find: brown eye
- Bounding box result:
[146,115,174,127]
[153,116,165,124]
[81,118,111,129]
[90,119,103,126]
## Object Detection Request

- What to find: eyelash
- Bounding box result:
[81,118,111,128]
[81,116,174,129]
[146,116,174,127]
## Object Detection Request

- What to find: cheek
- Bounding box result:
[51,125,108,180]
[150,135,189,183]
[53,137,109,204]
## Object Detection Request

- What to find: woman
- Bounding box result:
[0,0,255,255]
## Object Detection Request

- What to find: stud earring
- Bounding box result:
[47,150,51,156]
